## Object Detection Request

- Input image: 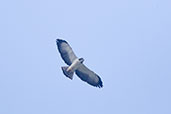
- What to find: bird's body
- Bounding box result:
[56,39,103,88]
[61,58,84,80]
[66,58,84,72]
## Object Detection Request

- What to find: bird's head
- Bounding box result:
[79,58,84,63]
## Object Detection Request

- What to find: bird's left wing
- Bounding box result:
[56,39,77,65]
[75,64,103,88]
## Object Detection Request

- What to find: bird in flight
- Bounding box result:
[56,39,103,88]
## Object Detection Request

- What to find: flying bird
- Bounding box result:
[56,39,103,88]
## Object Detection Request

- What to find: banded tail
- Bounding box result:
[61,66,74,80]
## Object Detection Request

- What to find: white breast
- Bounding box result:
[67,58,82,72]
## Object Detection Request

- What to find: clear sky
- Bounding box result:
[0,0,171,114]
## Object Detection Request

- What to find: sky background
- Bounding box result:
[0,0,171,114]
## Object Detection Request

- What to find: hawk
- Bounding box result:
[56,39,103,88]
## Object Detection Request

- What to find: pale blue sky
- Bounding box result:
[0,0,171,114]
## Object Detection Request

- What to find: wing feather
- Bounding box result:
[75,64,103,88]
[56,39,77,65]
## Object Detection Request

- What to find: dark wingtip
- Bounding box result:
[97,76,103,88]
[56,39,68,44]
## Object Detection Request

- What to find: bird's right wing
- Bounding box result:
[56,39,77,65]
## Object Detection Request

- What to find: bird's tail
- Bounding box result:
[61,66,74,80]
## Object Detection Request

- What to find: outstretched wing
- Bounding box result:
[75,64,103,88]
[56,39,77,65]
